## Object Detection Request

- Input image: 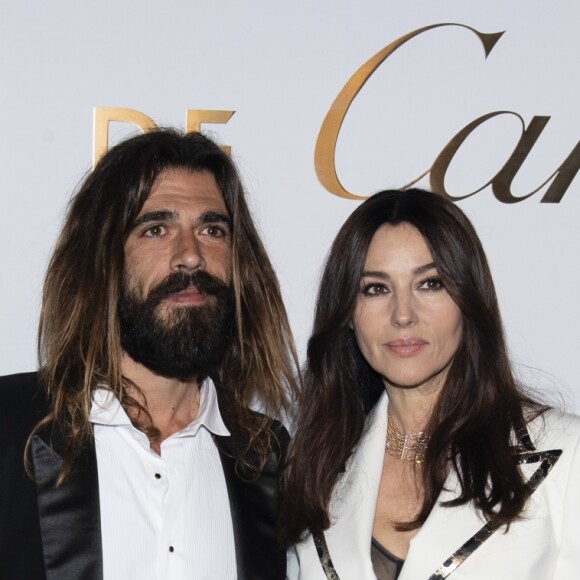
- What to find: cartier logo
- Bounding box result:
[314,23,579,203]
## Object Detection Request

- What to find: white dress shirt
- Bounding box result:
[90,378,237,580]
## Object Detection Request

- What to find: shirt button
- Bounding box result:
[169,546,175,553]
[154,473,161,479]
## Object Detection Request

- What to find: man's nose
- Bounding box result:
[169,231,206,273]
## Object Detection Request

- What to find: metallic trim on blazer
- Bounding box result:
[427,444,562,580]
[313,531,341,580]
[313,424,563,580]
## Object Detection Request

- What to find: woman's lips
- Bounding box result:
[385,338,428,357]
[166,286,207,305]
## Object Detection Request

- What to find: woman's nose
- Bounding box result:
[390,294,417,327]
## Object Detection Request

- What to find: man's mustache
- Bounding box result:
[146,271,230,304]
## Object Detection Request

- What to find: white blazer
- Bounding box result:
[288,393,580,579]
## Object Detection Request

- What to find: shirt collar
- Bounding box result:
[89,377,230,437]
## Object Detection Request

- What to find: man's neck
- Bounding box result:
[120,354,202,452]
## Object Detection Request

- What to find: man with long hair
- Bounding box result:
[0,129,298,579]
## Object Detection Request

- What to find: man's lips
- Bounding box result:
[385,338,428,357]
[165,286,207,305]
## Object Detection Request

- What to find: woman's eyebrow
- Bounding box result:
[412,262,436,275]
[360,262,436,279]
[361,270,389,279]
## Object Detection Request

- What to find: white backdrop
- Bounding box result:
[1,1,579,410]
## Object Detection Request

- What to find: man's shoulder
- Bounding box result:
[248,410,290,456]
[0,370,41,389]
[245,410,288,431]
[0,371,44,399]
[0,371,48,429]
[217,410,290,474]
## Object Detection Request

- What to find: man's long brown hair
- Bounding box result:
[32,129,298,482]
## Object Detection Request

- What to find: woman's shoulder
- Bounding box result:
[527,407,580,450]
[525,408,580,495]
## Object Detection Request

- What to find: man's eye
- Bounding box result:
[204,225,228,238]
[143,225,166,237]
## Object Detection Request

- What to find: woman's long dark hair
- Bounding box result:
[280,188,546,546]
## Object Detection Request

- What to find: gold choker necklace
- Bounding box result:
[385,411,430,464]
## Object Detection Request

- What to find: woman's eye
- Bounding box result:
[419,277,444,291]
[361,283,388,296]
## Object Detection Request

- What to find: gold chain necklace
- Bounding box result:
[385,410,430,464]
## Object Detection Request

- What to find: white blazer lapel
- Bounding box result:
[322,393,389,580]
[325,393,494,580]
[399,422,563,580]
[398,469,486,580]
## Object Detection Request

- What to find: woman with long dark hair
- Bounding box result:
[282,189,580,579]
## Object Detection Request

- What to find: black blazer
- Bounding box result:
[0,372,288,580]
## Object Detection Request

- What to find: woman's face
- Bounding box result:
[352,222,462,395]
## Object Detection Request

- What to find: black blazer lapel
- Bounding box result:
[217,445,248,580]
[215,424,288,580]
[31,427,103,580]
[0,372,48,579]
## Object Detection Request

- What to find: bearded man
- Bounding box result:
[0,129,298,580]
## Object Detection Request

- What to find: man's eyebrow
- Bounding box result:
[131,209,232,230]
[198,211,232,228]
[132,210,177,229]
[360,263,436,279]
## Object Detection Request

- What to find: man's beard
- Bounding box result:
[118,271,235,382]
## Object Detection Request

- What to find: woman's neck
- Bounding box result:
[384,383,440,434]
